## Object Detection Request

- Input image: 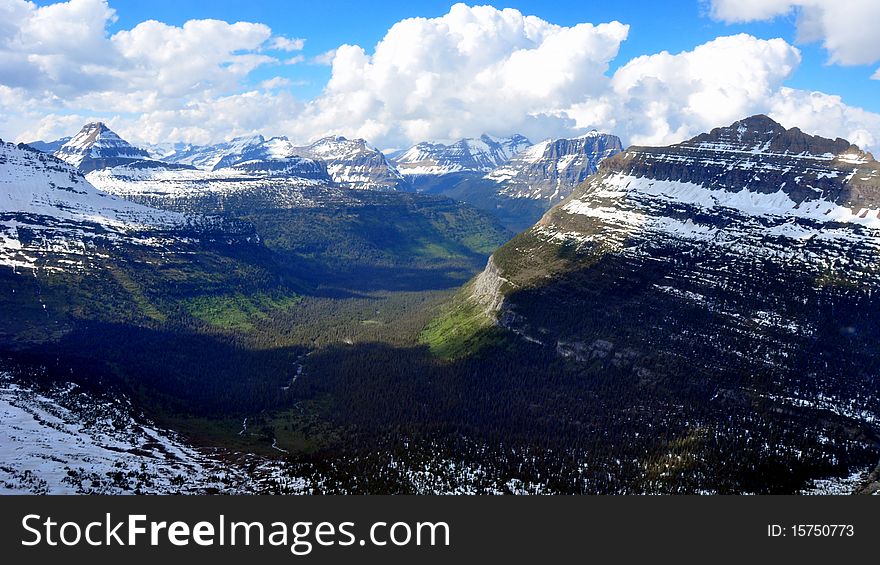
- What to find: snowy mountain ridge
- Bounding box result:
[0,140,236,271]
[52,122,154,173]
[392,134,533,177]
[485,131,623,203]
[159,134,408,191]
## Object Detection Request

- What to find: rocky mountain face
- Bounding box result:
[485,131,623,203]
[469,115,879,319]
[426,115,880,490]
[393,134,532,180]
[296,136,409,191]
[52,123,153,173]
[419,132,622,231]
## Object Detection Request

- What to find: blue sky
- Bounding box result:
[8,1,880,152]
[88,0,877,110]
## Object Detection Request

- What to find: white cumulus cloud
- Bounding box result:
[708,0,880,75]
[1,0,286,142]
[269,36,305,52]
[288,3,629,147]
[768,87,880,154]
[3,1,880,157]
[571,34,802,147]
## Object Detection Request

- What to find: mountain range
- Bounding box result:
[486,130,623,202]
[391,133,533,178]
[6,114,879,494]
[30,124,623,229]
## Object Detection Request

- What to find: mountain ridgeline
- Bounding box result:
[392,131,624,230]
[32,123,626,231]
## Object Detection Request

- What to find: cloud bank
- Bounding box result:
[285,4,630,145]
[2,0,880,155]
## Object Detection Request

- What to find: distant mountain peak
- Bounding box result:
[156,133,407,191]
[53,122,150,173]
[228,133,266,144]
[685,114,869,161]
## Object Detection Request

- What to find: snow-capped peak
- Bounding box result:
[294,136,407,191]
[53,122,150,173]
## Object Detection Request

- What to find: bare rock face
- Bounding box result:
[469,256,512,315]
[486,131,623,203]
[603,114,878,208]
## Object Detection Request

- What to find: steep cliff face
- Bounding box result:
[440,115,880,405]
[420,132,623,231]
[486,131,623,203]
[469,256,512,315]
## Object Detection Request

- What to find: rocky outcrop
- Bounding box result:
[469,256,512,315]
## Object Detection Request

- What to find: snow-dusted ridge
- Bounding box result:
[393,134,532,177]
[0,141,225,271]
[0,373,302,494]
[86,160,353,214]
[476,115,880,324]
[534,116,880,271]
[159,134,407,191]
[563,174,880,231]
